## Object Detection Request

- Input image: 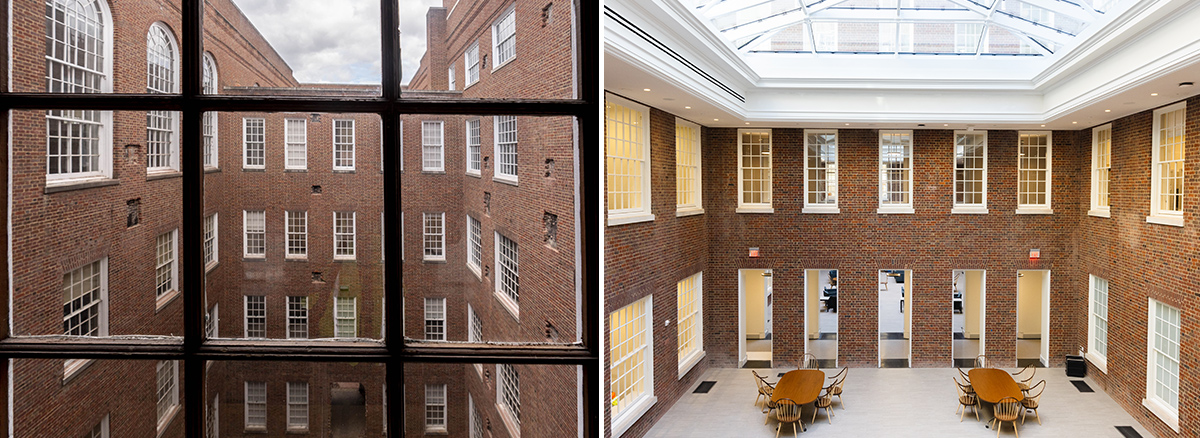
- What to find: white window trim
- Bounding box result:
[284,118,307,170]
[334,211,356,260]
[423,212,446,262]
[1143,298,1181,433]
[1085,275,1108,374]
[287,296,308,339]
[469,304,484,377]
[204,213,219,272]
[1089,124,1112,218]
[951,130,989,214]
[878,130,914,214]
[494,231,520,320]
[335,296,357,338]
[286,210,307,259]
[676,118,704,216]
[242,118,265,170]
[465,42,480,88]
[677,272,705,378]
[491,5,517,71]
[802,129,839,214]
[244,295,266,339]
[496,363,521,437]
[466,119,482,177]
[606,94,655,225]
[287,382,309,432]
[425,297,446,341]
[43,0,114,186]
[155,360,180,436]
[426,383,448,433]
[63,258,109,381]
[467,214,483,278]
[1015,131,1053,215]
[448,64,456,91]
[145,22,181,175]
[1148,102,1185,227]
[154,229,180,311]
[737,128,774,214]
[494,115,519,185]
[202,52,219,170]
[245,381,267,432]
[422,121,445,172]
[610,296,656,438]
[243,210,265,258]
[333,119,356,171]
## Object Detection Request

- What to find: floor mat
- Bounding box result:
[880,359,909,368]
[742,360,771,369]
[1071,380,1094,392]
[879,332,905,340]
[1115,426,1142,438]
[1017,358,1044,368]
[693,381,716,393]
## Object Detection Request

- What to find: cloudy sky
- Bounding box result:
[235,0,443,85]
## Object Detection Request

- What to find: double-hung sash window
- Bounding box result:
[333,119,355,171]
[467,215,483,276]
[1145,299,1181,431]
[287,382,309,431]
[605,94,654,225]
[1090,124,1112,217]
[953,131,987,213]
[423,212,445,261]
[1150,102,1186,226]
[203,213,218,270]
[335,297,357,338]
[495,232,520,317]
[202,53,218,168]
[244,210,266,258]
[334,212,356,260]
[495,116,519,183]
[1087,276,1108,372]
[425,297,446,340]
[878,130,913,213]
[285,118,307,170]
[465,42,480,86]
[286,211,307,258]
[1016,132,1052,214]
[610,296,654,437]
[155,230,178,302]
[803,130,838,213]
[426,384,448,432]
[469,304,484,376]
[497,363,521,434]
[44,0,113,184]
[676,119,703,215]
[677,272,703,377]
[63,259,108,377]
[493,6,517,68]
[245,382,267,431]
[466,119,482,175]
[738,129,773,212]
[243,118,265,169]
[287,296,308,339]
[245,296,266,338]
[448,64,456,91]
[146,23,179,172]
[422,121,444,171]
[155,360,179,432]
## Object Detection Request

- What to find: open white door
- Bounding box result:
[738,270,747,367]
[1041,271,1051,367]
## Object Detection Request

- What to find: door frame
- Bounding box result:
[804,269,838,368]
[1016,269,1051,367]
[952,270,987,366]
[878,269,913,367]
[738,268,772,367]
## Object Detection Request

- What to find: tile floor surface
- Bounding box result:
[645,367,1152,437]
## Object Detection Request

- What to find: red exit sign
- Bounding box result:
[1029,249,1040,259]
[749,247,760,258]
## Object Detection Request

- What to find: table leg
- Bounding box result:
[978,400,995,428]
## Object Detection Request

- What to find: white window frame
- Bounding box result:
[609,295,655,438]
[803,129,838,214]
[154,229,179,310]
[245,381,267,431]
[243,210,265,258]
[334,211,357,260]
[286,210,307,259]
[203,213,218,271]
[495,232,520,319]
[333,119,356,171]
[1089,124,1112,217]
[677,272,704,378]
[335,296,357,338]
[1149,102,1186,226]
[89,414,110,438]
[605,94,655,225]
[287,296,308,339]
[467,214,483,278]
[284,118,307,170]
[878,130,914,214]
[448,64,456,91]
[206,394,218,438]
[244,295,266,339]
[43,0,115,186]
[423,212,446,261]
[492,5,517,70]
[202,52,218,169]
[675,118,704,216]
[470,394,484,438]
[422,121,445,171]
[145,22,180,174]
[287,382,309,431]
[155,360,180,434]
[469,303,484,376]
[496,363,521,436]
[426,384,448,432]
[63,258,109,379]
[737,128,774,213]
[952,130,988,214]
[466,118,482,176]
[1144,299,1181,432]
[206,303,218,339]
[465,42,480,87]
[1086,275,1108,373]
[1016,131,1053,214]
[425,297,446,341]
[242,117,265,169]
[494,115,519,184]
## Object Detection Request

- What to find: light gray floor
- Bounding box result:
[646,367,1153,438]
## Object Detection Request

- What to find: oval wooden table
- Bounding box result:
[968,368,1023,428]
[769,369,826,430]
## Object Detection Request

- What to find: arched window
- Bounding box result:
[146,23,180,171]
[44,0,113,183]
[203,52,219,168]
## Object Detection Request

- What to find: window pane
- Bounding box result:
[404,363,579,437]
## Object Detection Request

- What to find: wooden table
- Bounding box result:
[968,368,1023,428]
[771,369,826,405]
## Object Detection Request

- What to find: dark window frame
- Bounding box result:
[0,0,598,436]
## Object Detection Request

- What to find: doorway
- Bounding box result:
[331,382,366,437]
[878,269,913,368]
[1016,270,1050,367]
[952,270,987,367]
[805,269,838,368]
[739,269,773,368]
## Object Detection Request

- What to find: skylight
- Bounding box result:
[685,0,1114,56]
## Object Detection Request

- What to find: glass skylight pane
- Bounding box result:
[761,22,809,52]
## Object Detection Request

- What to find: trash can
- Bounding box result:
[1065,355,1086,378]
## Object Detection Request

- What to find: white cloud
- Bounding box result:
[234,0,442,85]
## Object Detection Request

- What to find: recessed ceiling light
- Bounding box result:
[943,124,948,127]
[745,122,750,125]
[1072,121,1078,124]
[643,88,651,92]
[1151,93,1159,96]
[1041,124,1046,127]
[1105,109,1111,112]
[714,119,719,121]
[1179,82,1193,88]
[685,106,691,109]
[844,123,850,126]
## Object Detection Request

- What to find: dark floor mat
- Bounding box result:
[953,332,965,340]
[879,332,906,340]
[1071,380,1094,392]
[743,360,771,369]
[1115,426,1142,438]
[953,358,975,368]
[880,359,909,368]
[1017,358,1044,368]
[816,359,837,368]
[817,332,838,340]
[693,381,716,393]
